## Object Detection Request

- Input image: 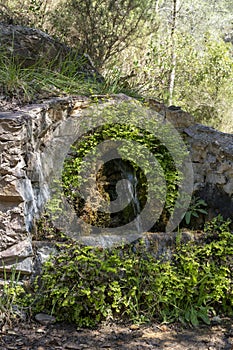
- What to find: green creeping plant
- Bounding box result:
[184,196,208,225]
[14,216,233,327]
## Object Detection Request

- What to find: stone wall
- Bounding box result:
[0,97,82,273]
[0,95,233,273]
[185,124,233,219]
[149,99,233,221]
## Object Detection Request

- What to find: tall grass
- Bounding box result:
[0,52,107,103]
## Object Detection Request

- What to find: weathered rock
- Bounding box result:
[147,98,195,131]
[0,95,233,273]
[35,313,56,325]
[0,239,33,274]
[184,124,233,219]
[0,257,33,274]
[0,23,103,81]
[32,241,58,276]
[0,206,27,249]
[140,231,202,260]
[0,239,32,261]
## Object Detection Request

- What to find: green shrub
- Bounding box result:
[47,0,155,68]
[62,116,182,231]
[15,217,233,327]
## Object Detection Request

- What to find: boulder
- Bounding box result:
[0,23,103,81]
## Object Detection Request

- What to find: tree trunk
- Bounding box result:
[168,0,179,106]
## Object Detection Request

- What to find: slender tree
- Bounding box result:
[168,0,179,105]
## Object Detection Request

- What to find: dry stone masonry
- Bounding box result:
[149,100,233,220]
[0,97,80,273]
[0,95,233,274]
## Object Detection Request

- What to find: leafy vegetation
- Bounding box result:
[0,265,25,325]
[10,216,232,327]
[1,0,233,130]
[0,51,108,102]
[62,118,182,230]
[183,197,208,226]
[47,0,156,68]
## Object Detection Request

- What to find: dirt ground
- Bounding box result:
[1,319,233,350]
